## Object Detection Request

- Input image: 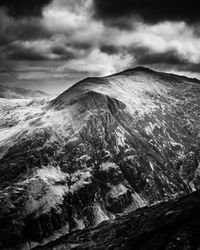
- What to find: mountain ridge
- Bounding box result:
[0,67,200,249]
[116,66,200,83]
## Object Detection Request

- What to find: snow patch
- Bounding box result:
[149,162,154,171]
[36,165,67,183]
[116,126,126,146]
[74,217,85,230]
[93,204,109,225]
[71,170,92,192]
[145,122,156,135]
[132,192,147,207]
[108,184,128,198]
[100,162,118,171]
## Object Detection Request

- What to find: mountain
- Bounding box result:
[0,67,200,249]
[0,84,49,99]
[35,190,200,250]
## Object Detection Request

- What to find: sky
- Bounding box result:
[1,0,200,94]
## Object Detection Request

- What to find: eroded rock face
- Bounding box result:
[0,67,200,249]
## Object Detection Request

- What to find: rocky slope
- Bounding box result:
[0,84,49,99]
[35,190,200,250]
[0,67,200,249]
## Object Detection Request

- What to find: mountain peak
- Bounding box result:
[114,66,155,76]
[51,66,200,110]
[129,66,154,72]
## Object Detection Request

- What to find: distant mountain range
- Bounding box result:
[0,83,49,99]
[0,67,200,249]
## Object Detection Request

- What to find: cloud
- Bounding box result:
[5,40,68,61]
[0,0,52,19]
[3,37,81,62]
[100,45,120,55]
[97,21,200,70]
[17,71,51,80]
[5,40,57,61]
[132,47,188,66]
[0,9,51,46]
[51,45,77,60]
[1,0,200,94]
[93,0,200,26]
[56,49,132,76]
[43,0,104,47]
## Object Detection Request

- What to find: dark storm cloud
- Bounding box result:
[0,9,51,46]
[7,48,49,61]
[4,42,79,62]
[127,44,200,79]
[5,21,50,43]
[0,0,52,19]
[100,45,120,55]
[180,64,200,74]
[10,20,51,41]
[1,0,200,92]
[5,42,50,61]
[99,43,191,72]
[51,46,77,60]
[93,0,200,25]
[132,47,188,66]
[104,17,136,30]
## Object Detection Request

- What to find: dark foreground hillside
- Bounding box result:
[36,190,200,250]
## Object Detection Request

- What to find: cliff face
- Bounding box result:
[0,67,200,249]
